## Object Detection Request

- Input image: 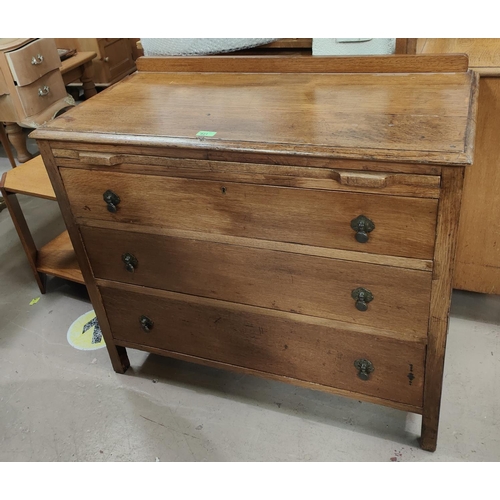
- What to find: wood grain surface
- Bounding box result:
[115,336,423,414]
[136,54,468,74]
[421,167,465,452]
[415,38,500,293]
[417,38,500,75]
[36,140,130,373]
[54,154,441,198]
[49,141,444,175]
[82,226,432,338]
[1,154,55,200]
[100,281,426,407]
[79,219,433,272]
[62,168,439,259]
[32,69,476,164]
[454,77,500,293]
[36,231,84,284]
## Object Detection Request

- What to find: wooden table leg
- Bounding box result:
[0,188,46,293]
[0,123,17,168]
[81,61,97,100]
[5,123,33,163]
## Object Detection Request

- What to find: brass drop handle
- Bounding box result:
[139,315,154,333]
[103,190,120,213]
[354,359,374,381]
[351,287,373,311]
[122,253,138,273]
[350,215,375,243]
[31,54,44,65]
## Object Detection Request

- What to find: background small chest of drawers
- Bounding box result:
[33,54,478,452]
[54,38,138,85]
[0,38,71,126]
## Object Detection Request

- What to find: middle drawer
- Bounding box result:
[81,226,432,338]
[6,38,61,87]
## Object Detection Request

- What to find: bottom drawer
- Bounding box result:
[100,283,426,408]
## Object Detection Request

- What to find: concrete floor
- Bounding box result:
[0,140,499,461]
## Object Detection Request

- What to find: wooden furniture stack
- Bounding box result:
[32,55,478,451]
[0,38,74,163]
[55,39,138,86]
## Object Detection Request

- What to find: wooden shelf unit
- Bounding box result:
[0,154,83,292]
[37,231,84,285]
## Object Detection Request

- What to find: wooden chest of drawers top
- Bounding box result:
[32,55,479,452]
[33,55,477,166]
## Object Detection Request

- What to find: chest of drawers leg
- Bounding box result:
[420,167,465,451]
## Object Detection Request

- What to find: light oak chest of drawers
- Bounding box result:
[33,55,478,451]
[0,38,72,125]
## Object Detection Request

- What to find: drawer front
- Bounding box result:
[7,38,61,87]
[100,284,426,407]
[16,69,67,117]
[63,168,438,259]
[82,226,432,338]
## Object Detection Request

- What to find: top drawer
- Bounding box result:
[6,38,61,87]
[61,167,438,259]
